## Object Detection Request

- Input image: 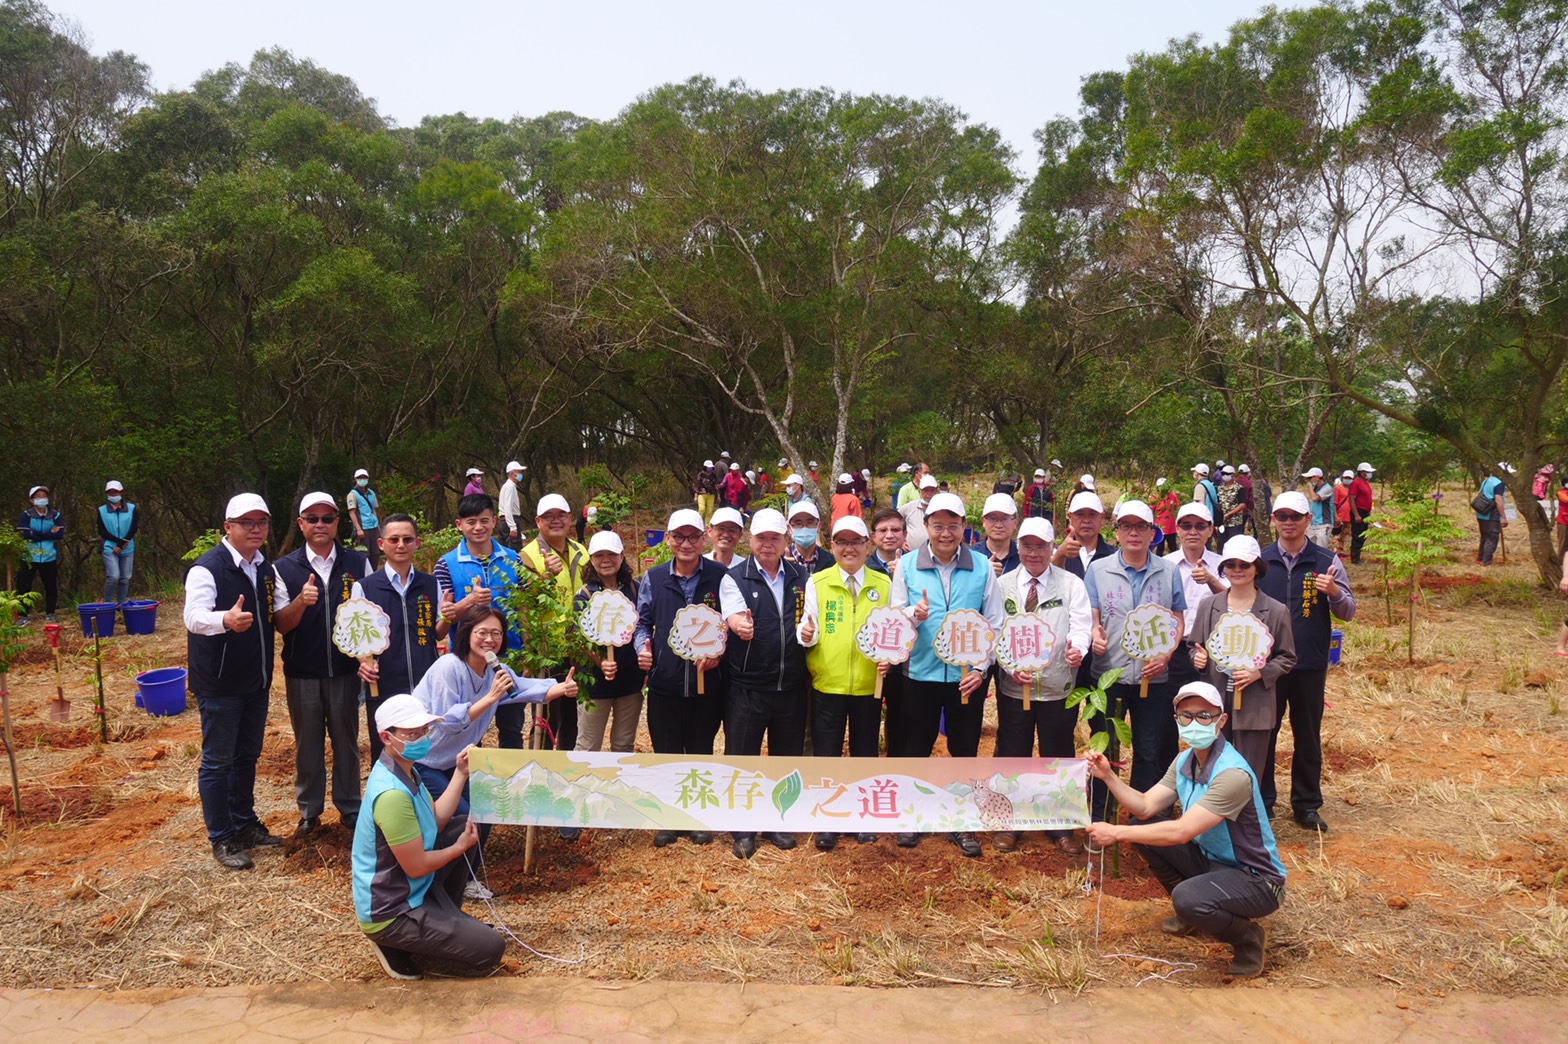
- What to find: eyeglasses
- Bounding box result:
[1114,521,1151,532]
[381,535,417,545]
[1177,521,1210,531]
[1174,711,1222,724]
[668,532,703,545]
[301,514,337,525]
[1272,512,1306,522]
[1222,561,1256,570]
[392,725,432,740]
[927,523,963,535]
[471,629,504,641]
[226,518,268,531]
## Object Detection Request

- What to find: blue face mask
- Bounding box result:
[397,734,432,761]
[1178,719,1219,750]
[107,495,122,504]
[791,527,819,549]
[357,478,369,487]
[33,498,48,508]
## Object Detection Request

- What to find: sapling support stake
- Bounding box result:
[1409,539,1422,666]
[523,703,544,875]
[92,619,108,743]
[1,672,20,814]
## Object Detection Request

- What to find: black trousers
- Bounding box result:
[1262,668,1326,815]
[994,695,1077,759]
[647,688,723,755]
[16,559,58,614]
[724,684,807,757]
[1477,518,1502,564]
[1351,517,1370,562]
[812,692,881,758]
[1136,841,1282,936]
[898,678,985,758]
[881,669,904,757]
[1089,680,1177,822]
[495,662,574,751]
[370,816,505,974]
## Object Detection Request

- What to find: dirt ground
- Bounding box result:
[1,489,1565,998]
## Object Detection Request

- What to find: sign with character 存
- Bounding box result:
[580,589,637,648]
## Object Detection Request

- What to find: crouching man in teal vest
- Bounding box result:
[352,694,503,980]
[1084,681,1285,978]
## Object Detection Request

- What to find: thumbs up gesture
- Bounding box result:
[991,556,1004,578]
[543,545,564,576]
[298,574,320,607]
[224,595,254,633]
[470,578,491,609]
[439,587,457,621]
[799,612,816,643]
[912,588,931,623]
[549,667,578,702]
[728,609,755,641]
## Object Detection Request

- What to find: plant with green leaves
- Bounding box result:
[413,525,462,574]
[1065,666,1130,755]
[499,566,599,712]
[1365,488,1463,663]
[0,590,42,814]
[182,529,221,562]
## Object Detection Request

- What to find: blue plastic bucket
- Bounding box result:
[136,668,187,716]
[1329,629,1344,667]
[77,602,117,638]
[122,599,158,635]
[645,529,665,548]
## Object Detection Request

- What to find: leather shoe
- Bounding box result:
[992,831,1020,853]
[212,839,253,870]
[236,823,282,849]
[558,827,581,841]
[855,833,877,845]
[653,830,678,848]
[732,833,757,860]
[950,831,982,858]
[294,817,320,839]
[1053,831,1084,856]
[340,813,358,834]
[688,831,714,845]
[815,832,839,851]
[1295,811,1329,834]
[763,831,797,851]
[895,832,920,848]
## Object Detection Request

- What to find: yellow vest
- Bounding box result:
[519,535,588,638]
[806,567,890,696]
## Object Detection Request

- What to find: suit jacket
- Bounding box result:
[1187,589,1297,731]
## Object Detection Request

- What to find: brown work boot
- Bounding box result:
[1223,921,1267,977]
[992,831,1020,853]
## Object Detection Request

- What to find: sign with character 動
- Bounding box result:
[667,604,727,694]
[1204,610,1273,710]
[1119,603,1180,699]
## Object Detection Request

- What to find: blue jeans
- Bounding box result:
[196,690,269,843]
[103,548,133,603]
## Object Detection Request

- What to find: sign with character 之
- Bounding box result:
[580,589,637,664]
[995,612,1056,711]
[1119,603,1180,699]
[933,608,995,704]
[334,597,392,696]
[1204,610,1273,710]
[667,604,727,694]
[855,606,919,698]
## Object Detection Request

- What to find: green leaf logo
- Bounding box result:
[771,771,803,815]
[913,782,935,796]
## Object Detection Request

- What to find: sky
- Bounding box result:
[48,0,1290,169]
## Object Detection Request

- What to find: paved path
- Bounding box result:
[2,978,1559,1041]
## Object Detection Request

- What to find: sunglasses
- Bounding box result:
[381,535,417,545]
[301,514,338,524]
[1177,521,1210,531]
[1272,512,1306,522]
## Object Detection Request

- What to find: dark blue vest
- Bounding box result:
[357,568,442,697]
[643,559,729,698]
[1257,540,1339,670]
[274,546,371,679]
[187,545,277,695]
[723,557,809,692]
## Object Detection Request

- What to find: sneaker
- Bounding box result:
[15,616,29,628]
[45,613,57,624]
[464,879,494,901]
[558,826,581,841]
[370,941,422,981]
[211,838,253,871]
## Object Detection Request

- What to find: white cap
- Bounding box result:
[1302,467,1324,479]
[730,462,740,471]
[750,508,788,536]
[587,505,598,517]
[785,473,805,486]
[1033,468,1046,478]
[105,480,124,492]
[1216,459,1226,467]
[1221,465,1236,475]
[505,460,523,474]
[809,460,818,468]
[897,463,911,473]
[982,492,1018,517]
[353,468,369,479]
[927,492,966,519]
[918,473,939,490]
[1079,474,1096,490]
[1239,464,1251,474]
[588,530,624,555]
[720,450,731,458]
[745,470,756,481]
[1176,502,1213,524]
[27,485,46,498]
[667,508,706,534]
[1357,462,1376,473]
[838,472,854,485]
[1220,534,1262,563]
[465,467,483,477]
[225,493,269,518]
[778,457,788,468]
[1050,459,1062,468]
[298,491,336,514]
[1018,517,1055,543]
[1156,477,1167,487]
[832,515,869,538]
[703,459,714,468]
[1272,491,1311,515]
[536,493,570,516]
[861,468,870,478]
[787,500,821,521]
[709,507,744,529]
[1115,499,1155,525]
[1174,681,1223,711]
[1068,491,1104,515]
[1342,470,1355,480]
[1192,463,1210,475]
[375,693,442,734]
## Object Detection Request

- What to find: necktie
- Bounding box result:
[1026,576,1039,612]
[846,575,859,601]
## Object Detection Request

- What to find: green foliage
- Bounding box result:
[0,590,42,673]
[183,529,221,562]
[1064,667,1130,755]
[413,526,461,574]
[1365,497,1464,583]
[498,566,599,711]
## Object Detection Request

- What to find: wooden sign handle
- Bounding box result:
[697,663,706,695]
[1022,672,1032,711]
[1234,678,1246,710]
[961,664,970,704]
[1138,662,1149,700]
[874,670,884,700]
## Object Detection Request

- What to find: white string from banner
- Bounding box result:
[463,850,587,966]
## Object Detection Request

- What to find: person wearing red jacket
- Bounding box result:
[1348,463,1376,564]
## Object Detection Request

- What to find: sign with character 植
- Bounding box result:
[933,608,995,703]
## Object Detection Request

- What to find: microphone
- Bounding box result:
[484,651,500,670]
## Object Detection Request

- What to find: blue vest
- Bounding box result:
[1198,479,1220,520]
[186,544,277,695]
[274,546,371,679]
[1174,737,1286,885]
[20,509,61,563]
[1257,540,1339,670]
[352,755,438,926]
[349,487,379,530]
[99,503,136,553]
[358,569,441,696]
[903,544,990,683]
[642,558,729,697]
[438,542,523,648]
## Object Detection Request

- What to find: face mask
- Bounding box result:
[107,495,122,504]
[791,528,818,549]
[357,478,369,488]
[1178,719,1219,750]
[33,498,48,508]
[397,734,432,761]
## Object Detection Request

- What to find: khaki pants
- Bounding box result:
[575,692,644,753]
